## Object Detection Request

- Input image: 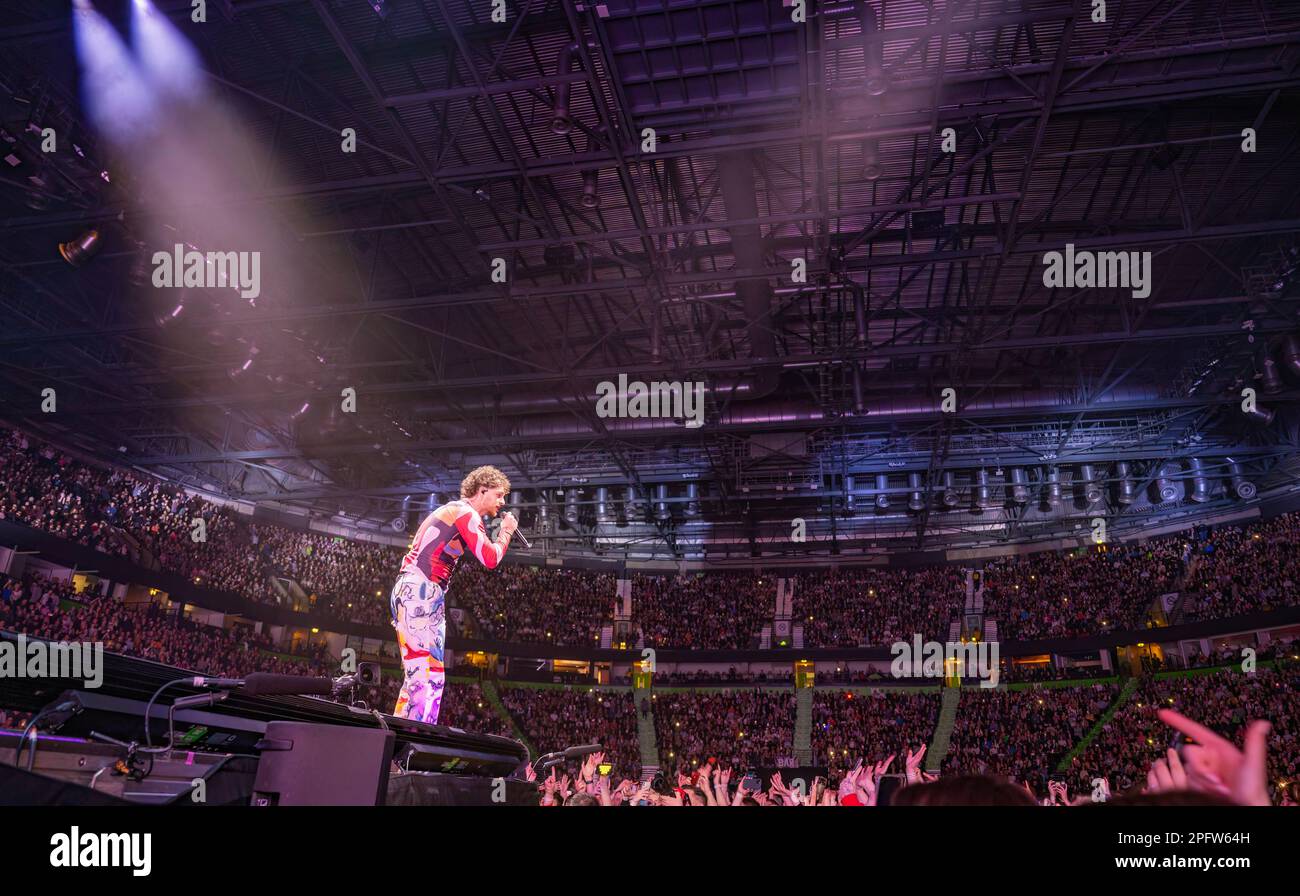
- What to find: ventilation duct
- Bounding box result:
[504,385,1163,437]
[1226,461,1257,500]
[685,482,701,517]
[1185,458,1212,503]
[1009,467,1029,504]
[907,472,925,511]
[537,490,550,526]
[1043,467,1061,508]
[1114,462,1137,504]
[427,492,439,513]
[941,471,959,508]
[858,3,888,96]
[1079,464,1103,505]
[581,135,600,209]
[974,468,991,510]
[718,150,781,400]
[563,488,580,525]
[874,473,890,510]
[654,483,671,521]
[843,476,856,512]
[1242,402,1276,426]
[550,42,584,135]
[624,485,640,522]
[1284,334,1300,378]
[1260,351,1284,394]
[595,486,611,523]
[861,138,882,181]
[1153,464,1180,504]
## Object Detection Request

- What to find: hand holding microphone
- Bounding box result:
[499,511,530,548]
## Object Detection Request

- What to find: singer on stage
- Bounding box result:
[389,466,518,724]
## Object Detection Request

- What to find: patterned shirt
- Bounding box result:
[400,499,504,586]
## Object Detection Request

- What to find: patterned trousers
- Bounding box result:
[389,571,447,725]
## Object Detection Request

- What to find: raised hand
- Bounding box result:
[1157,708,1271,806]
[904,745,927,783]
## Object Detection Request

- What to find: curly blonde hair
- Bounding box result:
[460,465,511,499]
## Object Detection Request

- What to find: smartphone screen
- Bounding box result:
[876,773,906,806]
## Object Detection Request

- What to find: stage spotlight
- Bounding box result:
[58,229,102,266]
[72,0,154,144]
[131,0,204,100]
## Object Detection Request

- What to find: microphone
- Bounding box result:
[562,743,604,759]
[241,672,334,697]
[183,673,333,696]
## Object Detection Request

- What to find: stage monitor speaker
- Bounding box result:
[251,721,395,806]
[386,771,539,806]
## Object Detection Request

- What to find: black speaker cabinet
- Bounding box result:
[251,721,396,806]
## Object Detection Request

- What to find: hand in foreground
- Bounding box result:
[1156,709,1271,806]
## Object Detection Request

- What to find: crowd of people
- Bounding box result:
[499,687,641,781]
[942,684,1118,799]
[652,690,795,773]
[794,566,965,648]
[632,572,775,650]
[451,565,614,646]
[811,689,939,768]
[0,572,329,681]
[982,541,1186,640]
[1183,513,1300,621]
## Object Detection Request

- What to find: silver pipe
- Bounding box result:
[874,473,890,510]
[1185,458,1211,503]
[907,472,925,511]
[1115,462,1137,504]
[1009,467,1029,504]
[1226,460,1257,500]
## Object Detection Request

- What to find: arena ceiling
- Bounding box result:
[2,0,1300,560]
